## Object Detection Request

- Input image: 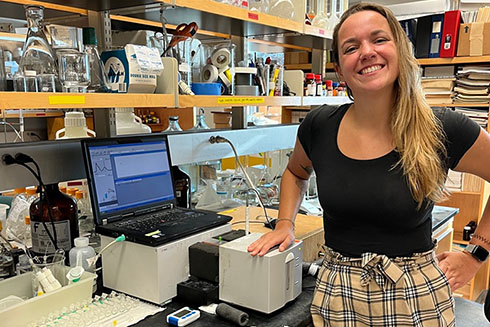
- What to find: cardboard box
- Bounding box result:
[457,22,490,56]
[101,44,163,93]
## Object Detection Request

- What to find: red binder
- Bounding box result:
[440,10,462,58]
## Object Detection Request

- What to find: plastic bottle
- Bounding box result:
[83,27,110,93]
[29,183,79,257]
[164,116,183,132]
[69,236,95,272]
[5,188,29,240]
[115,107,151,135]
[76,191,94,237]
[56,111,96,139]
[24,215,32,248]
[325,80,333,96]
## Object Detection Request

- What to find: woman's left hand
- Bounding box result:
[436,251,483,291]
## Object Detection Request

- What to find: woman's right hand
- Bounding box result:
[247,223,295,257]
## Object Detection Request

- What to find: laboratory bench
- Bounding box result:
[129,205,457,327]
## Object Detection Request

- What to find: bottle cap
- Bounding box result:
[305,73,315,79]
[315,74,322,80]
[325,80,333,87]
[82,27,98,46]
[25,216,30,225]
[169,116,179,121]
[74,236,89,248]
[64,111,87,128]
[26,188,37,196]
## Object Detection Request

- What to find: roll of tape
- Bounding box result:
[219,71,231,87]
[211,48,231,69]
[201,64,219,82]
[218,65,229,74]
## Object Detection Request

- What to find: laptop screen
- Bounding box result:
[85,136,175,215]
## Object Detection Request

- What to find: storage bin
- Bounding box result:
[0,267,96,327]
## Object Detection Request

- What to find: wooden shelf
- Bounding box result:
[285,64,312,70]
[0,109,64,118]
[326,63,335,70]
[0,92,175,109]
[0,0,88,15]
[178,95,301,108]
[417,55,490,66]
[303,24,332,39]
[160,0,304,34]
[0,32,24,41]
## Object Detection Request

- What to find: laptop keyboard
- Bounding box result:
[113,208,206,232]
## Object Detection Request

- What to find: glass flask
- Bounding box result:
[190,109,210,130]
[19,6,58,78]
[83,27,110,93]
[164,116,183,132]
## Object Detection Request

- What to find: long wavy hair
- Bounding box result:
[331,2,447,207]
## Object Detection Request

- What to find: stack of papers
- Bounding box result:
[454,65,490,103]
[422,78,455,104]
[454,107,489,129]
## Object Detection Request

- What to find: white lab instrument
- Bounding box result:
[100,223,231,304]
[219,232,303,313]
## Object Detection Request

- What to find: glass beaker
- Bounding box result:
[59,50,89,93]
[37,73,56,92]
[31,250,66,295]
[13,71,38,92]
[19,6,58,78]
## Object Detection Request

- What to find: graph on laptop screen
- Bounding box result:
[88,140,175,214]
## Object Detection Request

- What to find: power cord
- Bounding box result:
[209,135,273,228]
[2,153,59,252]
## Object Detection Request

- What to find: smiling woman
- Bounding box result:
[247,2,490,327]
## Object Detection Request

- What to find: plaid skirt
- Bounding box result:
[311,246,455,327]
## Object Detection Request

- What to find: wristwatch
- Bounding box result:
[464,244,489,262]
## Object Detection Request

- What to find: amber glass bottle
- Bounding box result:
[29,183,79,256]
[172,166,191,208]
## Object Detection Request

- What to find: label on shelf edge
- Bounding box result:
[217,97,265,104]
[248,12,259,20]
[49,95,86,105]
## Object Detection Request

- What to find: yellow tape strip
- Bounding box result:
[217,97,265,104]
[145,230,161,237]
[49,95,86,105]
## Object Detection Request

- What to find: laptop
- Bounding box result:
[81,134,231,246]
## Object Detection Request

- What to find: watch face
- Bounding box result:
[467,244,489,262]
[474,246,489,262]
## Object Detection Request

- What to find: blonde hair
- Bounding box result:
[331,2,447,207]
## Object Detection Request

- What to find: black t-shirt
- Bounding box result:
[298,104,481,257]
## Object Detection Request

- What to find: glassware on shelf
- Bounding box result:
[13,70,38,92]
[311,0,329,28]
[190,108,210,130]
[83,27,110,93]
[164,116,183,132]
[249,0,269,13]
[19,6,58,79]
[58,50,89,93]
[269,0,294,20]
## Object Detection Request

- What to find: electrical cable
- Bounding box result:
[0,121,23,142]
[209,136,273,228]
[2,153,59,251]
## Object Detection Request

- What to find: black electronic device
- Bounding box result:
[464,244,489,262]
[81,134,231,246]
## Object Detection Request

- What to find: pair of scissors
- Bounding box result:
[162,22,198,56]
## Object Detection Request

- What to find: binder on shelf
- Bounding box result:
[400,18,417,47]
[415,15,432,58]
[440,10,462,58]
[429,14,444,58]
